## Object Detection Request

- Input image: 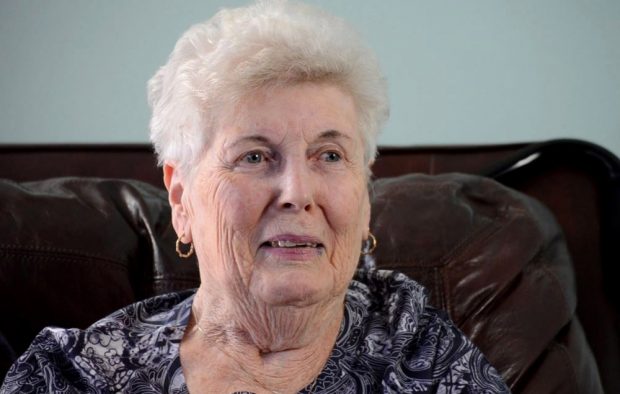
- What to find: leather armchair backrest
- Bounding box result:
[0,174,603,392]
[371,173,601,392]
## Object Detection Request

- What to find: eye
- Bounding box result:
[243,151,265,164]
[321,151,342,162]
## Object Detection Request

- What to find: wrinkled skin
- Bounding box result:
[164,82,370,392]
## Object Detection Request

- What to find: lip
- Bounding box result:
[264,234,323,244]
[259,233,325,261]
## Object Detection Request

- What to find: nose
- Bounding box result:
[277,160,315,212]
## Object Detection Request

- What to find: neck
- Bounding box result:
[193,284,345,351]
[181,286,344,392]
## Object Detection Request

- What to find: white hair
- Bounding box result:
[148,0,389,175]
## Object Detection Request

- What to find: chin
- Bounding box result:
[252,270,331,307]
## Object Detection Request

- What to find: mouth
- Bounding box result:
[266,240,321,248]
[260,236,324,250]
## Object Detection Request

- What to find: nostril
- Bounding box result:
[283,202,294,209]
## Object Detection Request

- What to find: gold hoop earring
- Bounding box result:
[361,232,377,255]
[176,233,194,258]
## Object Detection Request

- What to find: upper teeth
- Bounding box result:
[270,240,318,248]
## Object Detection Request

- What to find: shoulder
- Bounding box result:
[345,269,509,393]
[347,269,428,334]
[394,306,509,393]
[1,290,194,393]
[96,289,195,330]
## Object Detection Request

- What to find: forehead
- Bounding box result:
[216,82,359,143]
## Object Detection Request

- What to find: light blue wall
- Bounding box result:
[1,0,619,157]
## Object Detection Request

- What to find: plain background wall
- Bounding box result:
[1,0,619,157]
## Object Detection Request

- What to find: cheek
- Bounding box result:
[323,179,370,276]
[189,173,269,282]
[192,173,260,233]
[215,177,270,237]
[327,178,369,236]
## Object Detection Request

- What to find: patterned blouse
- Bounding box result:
[1,269,509,393]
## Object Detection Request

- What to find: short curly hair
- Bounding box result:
[148,0,389,175]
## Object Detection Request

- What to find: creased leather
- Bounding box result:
[371,173,602,393]
[0,174,603,392]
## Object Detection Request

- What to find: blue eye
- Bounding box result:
[322,151,341,162]
[244,151,264,164]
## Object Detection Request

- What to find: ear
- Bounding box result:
[163,162,192,243]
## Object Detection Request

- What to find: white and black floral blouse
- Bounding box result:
[1,270,510,393]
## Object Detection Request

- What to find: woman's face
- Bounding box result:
[171,82,370,308]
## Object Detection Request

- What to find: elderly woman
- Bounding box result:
[2,1,508,393]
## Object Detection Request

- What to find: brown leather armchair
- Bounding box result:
[0,139,617,393]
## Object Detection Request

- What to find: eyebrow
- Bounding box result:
[228,129,351,149]
[315,129,352,142]
[228,134,271,149]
